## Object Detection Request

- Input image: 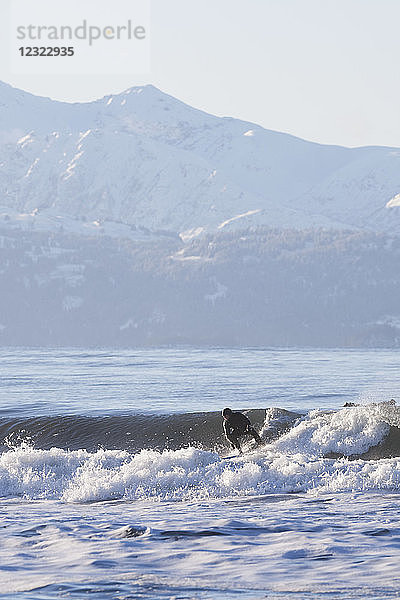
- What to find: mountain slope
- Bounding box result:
[0,81,399,235]
[0,226,399,347]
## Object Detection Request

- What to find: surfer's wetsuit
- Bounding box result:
[222,410,262,452]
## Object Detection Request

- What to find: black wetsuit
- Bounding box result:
[223,411,262,451]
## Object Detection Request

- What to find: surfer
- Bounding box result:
[222,407,262,453]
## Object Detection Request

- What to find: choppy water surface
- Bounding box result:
[0,347,400,599]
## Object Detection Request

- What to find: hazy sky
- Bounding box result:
[2,0,400,148]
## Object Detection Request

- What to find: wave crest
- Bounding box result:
[1,405,400,502]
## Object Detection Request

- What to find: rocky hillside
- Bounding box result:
[0,226,399,347]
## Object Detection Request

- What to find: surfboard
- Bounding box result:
[220,442,265,460]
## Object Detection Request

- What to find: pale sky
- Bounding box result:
[2,0,400,148]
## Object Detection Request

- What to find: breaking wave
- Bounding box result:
[0,409,270,453]
[1,404,400,502]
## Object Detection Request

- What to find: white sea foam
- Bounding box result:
[0,406,397,502]
[2,349,400,600]
[273,405,390,457]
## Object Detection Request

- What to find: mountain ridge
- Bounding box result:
[0,81,399,236]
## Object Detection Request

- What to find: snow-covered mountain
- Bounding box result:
[0,80,400,236]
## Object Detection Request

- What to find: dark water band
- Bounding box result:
[0,409,273,453]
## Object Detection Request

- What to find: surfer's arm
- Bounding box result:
[241,415,252,430]
[223,421,236,447]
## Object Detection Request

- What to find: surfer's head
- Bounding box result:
[222,407,233,419]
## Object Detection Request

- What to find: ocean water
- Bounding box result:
[1,347,400,599]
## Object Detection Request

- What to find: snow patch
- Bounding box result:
[148,309,166,324]
[387,193,400,208]
[78,130,92,142]
[120,319,138,331]
[205,277,227,305]
[17,133,33,147]
[25,158,40,178]
[0,210,167,243]
[62,151,84,180]
[180,227,205,242]
[218,209,261,230]
[376,315,400,330]
[170,249,203,262]
[62,296,83,311]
